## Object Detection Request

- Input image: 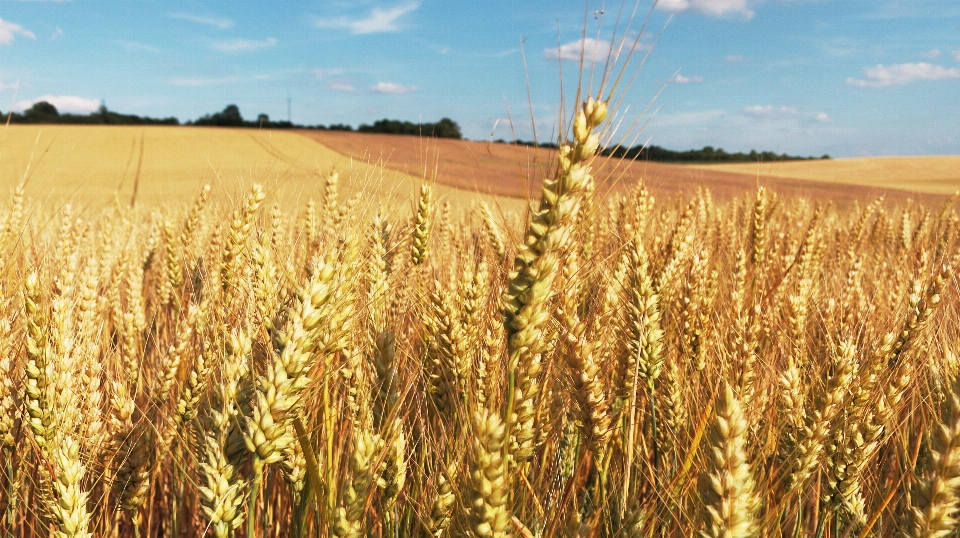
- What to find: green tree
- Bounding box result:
[195,104,244,127]
[432,118,462,139]
[24,101,60,123]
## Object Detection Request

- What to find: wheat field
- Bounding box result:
[692,156,960,195]
[0,89,958,538]
[0,124,518,211]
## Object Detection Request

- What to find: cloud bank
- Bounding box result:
[742,104,799,118]
[546,38,614,62]
[0,18,35,45]
[17,95,100,114]
[657,0,754,19]
[847,62,960,87]
[371,82,415,94]
[314,2,419,35]
[674,74,704,83]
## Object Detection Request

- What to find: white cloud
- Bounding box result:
[16,95,100,114]
[545,38,615,62]
[815,112,833,123]
[314,2,419,35]
[213,37,277,53]
[953,50,960,62]
[920,48,941,59]
[742,105,799,118]
[674,74,704,83]
[657,0,754,19]
[51,27,63,40]
[725,54,745,63]
[327,80,356,92]
[370,81,415,94]
[846,62,960,87]
[168,13,234,29]
[0,79,19,92]
[0,18,36,45]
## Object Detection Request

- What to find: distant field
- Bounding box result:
[1,124,952,211]
[689,156,960,195]
[0,124,510,210]
[303,130,942,203]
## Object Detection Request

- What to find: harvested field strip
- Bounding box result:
[300,129,943,204]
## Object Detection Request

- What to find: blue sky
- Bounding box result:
[0,0,958,157]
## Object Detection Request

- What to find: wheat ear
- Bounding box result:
[333,429,382,538]
[559,308,612,455]
[906,373,960,538]
[411,183,433,266]
[785,338,856,493]
[198,331,251,538]
[466,409,513,538]
[502,97,607,465]
[427,463,457,537]
[245,252,342,472]
[23,272,55,451]
[479,202,507,260]
[50,436,92,538]
[702,382,761,538]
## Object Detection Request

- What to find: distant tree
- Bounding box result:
[23,101,60,123]
[257,113,269,127]
[357,117,462,139]
[220,105,242,125]
[29,101,59,116]
[432,118,462,139]
[195,104,245,127]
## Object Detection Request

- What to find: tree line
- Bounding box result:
[601,143,829,162]
[2,102,463,140]
[356,118,462,139]
[500,139,829,162]
[4,101,179,125]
